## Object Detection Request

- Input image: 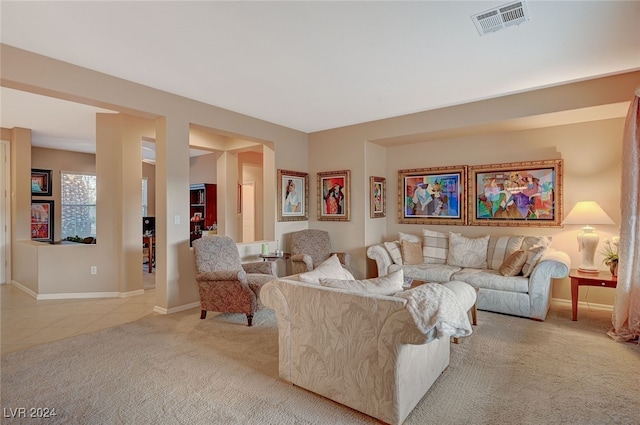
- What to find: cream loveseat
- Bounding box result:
[367,229,571,321]
[260,261,475,425]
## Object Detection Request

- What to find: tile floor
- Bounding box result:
[1,283,158,354]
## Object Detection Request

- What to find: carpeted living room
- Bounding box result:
[2,2,640,424]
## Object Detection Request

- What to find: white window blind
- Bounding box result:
[61,171,97,239]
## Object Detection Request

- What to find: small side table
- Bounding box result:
[569,269,617,321]
[258,252,288,262]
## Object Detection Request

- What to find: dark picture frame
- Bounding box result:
[467,159,563,227]
[277,169,309,222]
[31,168,52,196]
[318,170,350,221]
[398,165,467,225]
[370,176,386,218]
[31,200,54,243]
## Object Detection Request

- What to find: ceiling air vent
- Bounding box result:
[471,1,530,36]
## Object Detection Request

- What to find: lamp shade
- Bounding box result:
[563,201,614,226]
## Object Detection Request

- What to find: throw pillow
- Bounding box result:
[401,240,423,265]
[521,245,547,278]
[319,270,404,296]
[486,235,525,270]
[299,254,355,284]
[498,250,528,276]
[384,241,403,265]
[446,232,490,268]
[399,232,421,243]
[421,228,449,264]
[521,236,551,251]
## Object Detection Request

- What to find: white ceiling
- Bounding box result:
[1,1,639,152]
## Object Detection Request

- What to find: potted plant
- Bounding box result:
[600,236,620,276]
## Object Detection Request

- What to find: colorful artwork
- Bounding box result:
[398,166,466,225]
[31,200,54,242]
[318,170,350,221]
[277,170,308,221]
[468,160,563,227]
[370,176,386,218]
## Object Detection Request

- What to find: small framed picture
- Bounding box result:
[370,176,386,218]
[31,200,54,243]
[193,212,203,221]
[399,165,467,225]
[318,170,350,221]
[31,169,52,196]
[278,169,309,221]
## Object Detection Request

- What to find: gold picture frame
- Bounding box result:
[467,159,563,227]
[318,170,350,221]
[370,176,386,218]
[277,169,309,221]
[398,165,467,225]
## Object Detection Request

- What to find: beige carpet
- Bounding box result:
[1,303,639,424]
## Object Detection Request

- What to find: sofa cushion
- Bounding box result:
[401,240,423,265]
[319,270,404,296]
[487,235,525,270]
[421,228,449,264]
[521,236,551,251]
[384,241,403,265]
[447,233,490,268]
[299,254,355,284]
[395,263,462,283]
[498,250,528,276]
[451,268,529,293]
[522,245,547,277]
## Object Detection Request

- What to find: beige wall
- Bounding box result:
[3,45,307,310]
[3,42,637,310]
[309,72,638,307]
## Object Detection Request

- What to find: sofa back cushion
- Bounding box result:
[487,235,525,270]
[447,233,490,268]
[421,228,449,264]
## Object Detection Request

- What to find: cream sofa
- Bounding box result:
[367,230,571,321]
[261,274,475,425]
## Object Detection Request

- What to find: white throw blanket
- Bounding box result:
[395,283,473,338]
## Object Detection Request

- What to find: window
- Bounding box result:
[61,172,97,239]
[142,178,148,216]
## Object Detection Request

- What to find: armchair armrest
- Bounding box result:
[332,252,352,271]
[291,253,313,274]
[243,261,277,276]
[196,269,247,282]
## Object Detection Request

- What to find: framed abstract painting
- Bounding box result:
[467,159,563,227]
[31,200,54,243]
[370,176,386,218]
[398,165,466,225]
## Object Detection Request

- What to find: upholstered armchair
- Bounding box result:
[289,229,351,274]
[192,235,277,326]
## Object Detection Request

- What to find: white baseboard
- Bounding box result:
[153,302,200,315]
[10,280,145,300]
[551,297,613,311]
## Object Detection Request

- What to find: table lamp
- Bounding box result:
[563,201,615,273]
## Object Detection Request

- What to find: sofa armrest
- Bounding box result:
[528,249,571,320]
[242,261,277,276]
[367,244,393,277]
[260,281,292,381]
